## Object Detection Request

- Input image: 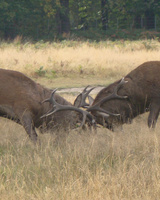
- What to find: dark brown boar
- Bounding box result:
[0,69,94,143]
[87,61,160,130]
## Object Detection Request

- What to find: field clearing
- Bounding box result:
[1,39,160,199]
[0,39,160,88]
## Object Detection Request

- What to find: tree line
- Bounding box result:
[0,0,160,40]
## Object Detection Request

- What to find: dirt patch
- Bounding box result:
[57,86,104,95]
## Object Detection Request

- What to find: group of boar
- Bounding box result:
[0,61,160,143]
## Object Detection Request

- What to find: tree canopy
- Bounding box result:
[0,0,160,40]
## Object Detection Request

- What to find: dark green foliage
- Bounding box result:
[0,0,160,41]
[35,66,46,77]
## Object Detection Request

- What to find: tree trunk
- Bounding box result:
[134,15,141,29]
[101,0,108,30]
[144,9,155,29]
[59,0,70,34]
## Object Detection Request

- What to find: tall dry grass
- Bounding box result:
[1,40,160,199]
[0,40,160,84]
[0,115,160,200]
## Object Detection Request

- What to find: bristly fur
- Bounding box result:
[91,61,160,130]
[0,69,78,143]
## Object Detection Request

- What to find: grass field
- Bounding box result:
[1,39,160,88]
[0,39,160,199]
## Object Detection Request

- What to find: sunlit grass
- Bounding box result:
[1,39,160,199]
[0,114,160,199]
[0,39,160,88]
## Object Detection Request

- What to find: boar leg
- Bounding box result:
[148,102,160,128]
[19,112,38,143]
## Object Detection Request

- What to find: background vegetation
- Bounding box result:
[1,38,160,88]
[0,0,160,41]
[0,40,160,199]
